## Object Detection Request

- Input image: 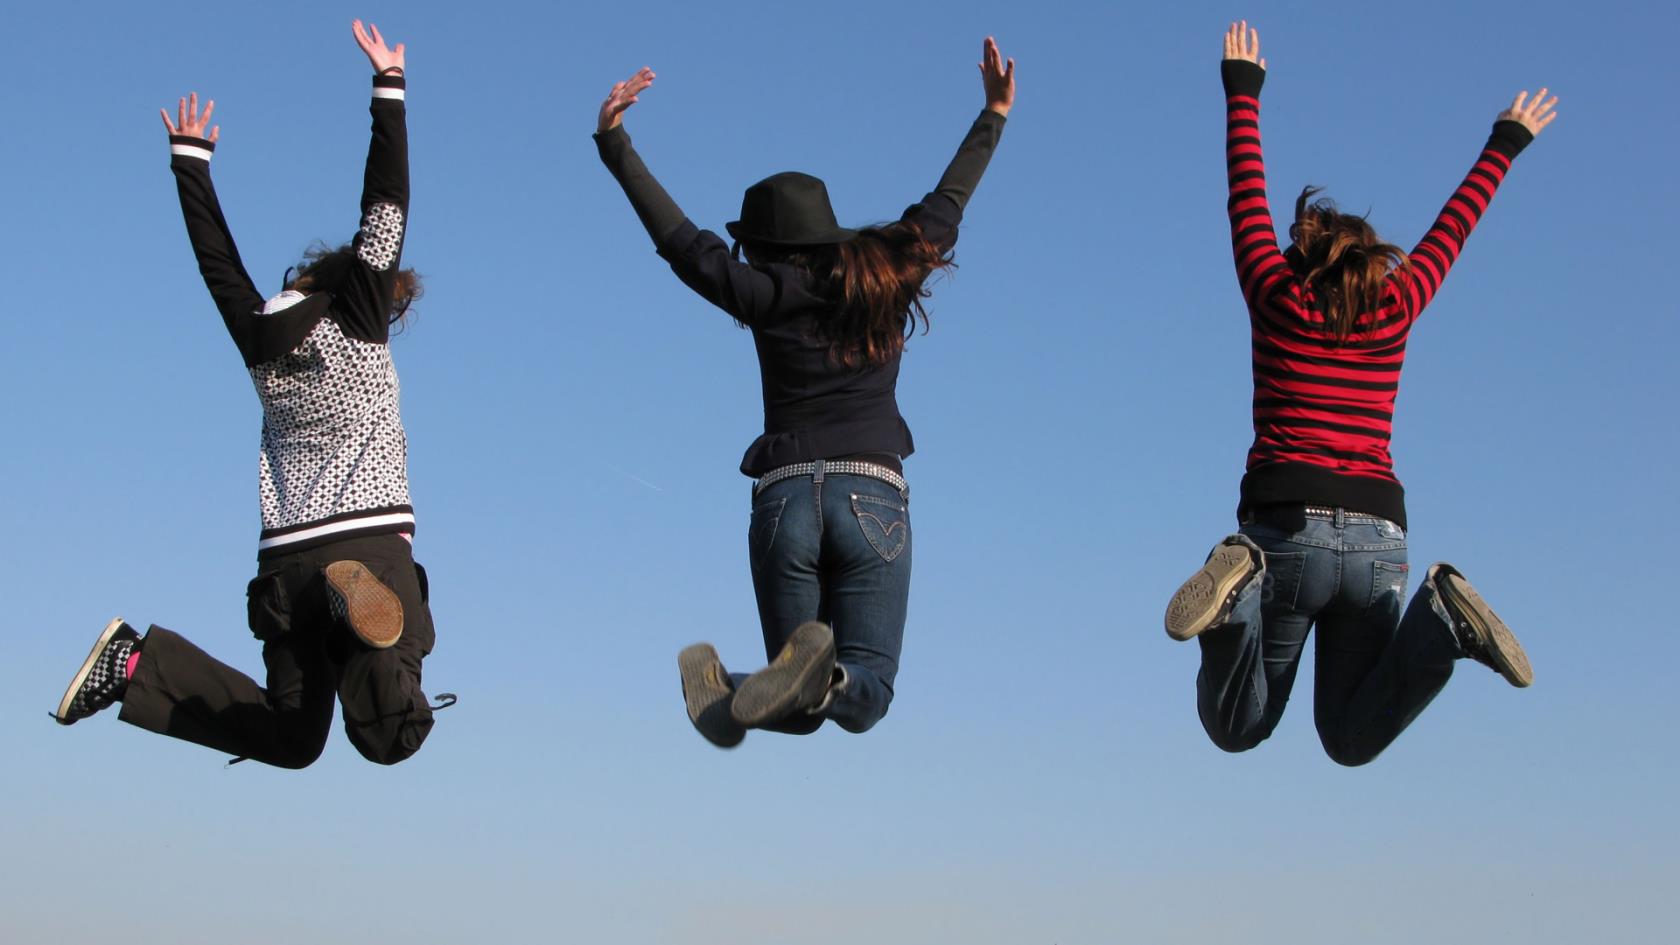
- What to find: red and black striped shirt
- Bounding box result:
[1222,61,1532,529]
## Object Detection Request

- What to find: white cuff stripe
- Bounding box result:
[256,511,416,550]
[372,88,406,101]
[170,143,214,161]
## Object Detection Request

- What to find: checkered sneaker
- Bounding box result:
[56,618,141,724]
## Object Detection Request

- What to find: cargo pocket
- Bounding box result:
[245,567,292,641]
[852,493,909,562]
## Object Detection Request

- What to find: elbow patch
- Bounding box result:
[357,203,405,272]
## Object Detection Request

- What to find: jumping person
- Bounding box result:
[595,39,1015,747]
[1163,22,1555,765]
[53,20,451,767]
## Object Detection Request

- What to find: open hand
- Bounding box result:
[1223,20,1265,69]
[980,37,1015,117]
[160,92,218,143]
[353,19,405,75]
[599,67,655,134]
[1498,88,1558,136]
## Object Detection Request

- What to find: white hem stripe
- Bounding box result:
[371,88,406,100]
[170,143,214,161]
[257,511,416,550]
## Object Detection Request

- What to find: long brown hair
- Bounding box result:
[1288,187,1408,344]
[285,242,424,330]
[744,220,954,368]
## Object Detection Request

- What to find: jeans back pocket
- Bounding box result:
[748,496,787,571]
[851,493,909,562]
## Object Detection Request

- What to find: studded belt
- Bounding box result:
[754,459,908,497]
[1303,505,1386,521]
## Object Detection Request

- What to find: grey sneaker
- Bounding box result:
[55,618,141,724]
[1433,565,1533,688]
[730,621,836,728]
[678,643,745,749]
[1165,539,1259,641]
[324,561,404,649]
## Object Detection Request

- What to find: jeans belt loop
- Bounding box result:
[812,459,825,485]
[1334,506,1345,528]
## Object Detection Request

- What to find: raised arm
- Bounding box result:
[335,19,411,342]
[1221,22,1306,319]
[930,38,1013,210]
[1395,88,1555,319]
[162,92,263,342]
[594,67,688,246]
[593,67,778,322]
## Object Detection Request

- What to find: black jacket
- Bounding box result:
[596,109,1006,476]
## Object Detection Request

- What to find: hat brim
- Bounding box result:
[725,221,858,246]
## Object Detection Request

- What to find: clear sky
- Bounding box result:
[1,0,1673,941]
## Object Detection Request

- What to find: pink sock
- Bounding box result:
[125,650,141,679]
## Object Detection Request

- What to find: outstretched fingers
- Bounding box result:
[979,36,1015,116]
[1502,86,1559,135]
[162,92,218,142]
[352,18,404,73]
[598,67,656,133]
[1224,20,1264,68]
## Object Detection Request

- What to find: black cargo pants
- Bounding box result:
[118,533,438,767]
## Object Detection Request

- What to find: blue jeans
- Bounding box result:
[745,467,912,734]
[1195,509,1462,766]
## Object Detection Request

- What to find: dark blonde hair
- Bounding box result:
[744,221,953,368]
[1288,187,1408,344]
[285,243,423,330]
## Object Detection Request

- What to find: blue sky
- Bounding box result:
[1,0,1673,941]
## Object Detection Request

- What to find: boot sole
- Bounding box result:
[324,561,404,649]
[678,643,745,749]
[1439,572,1533,688]
[1165,544,1256,641]
[55,617,128,724]
[731,621,835,728]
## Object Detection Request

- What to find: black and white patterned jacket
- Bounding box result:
[169,74,414,555]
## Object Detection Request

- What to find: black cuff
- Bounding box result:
[1486,120,1534,159]
[1221,60,1266,97]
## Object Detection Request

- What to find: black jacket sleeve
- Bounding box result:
[333,74,410,343]
[655,220,783,325]
[594,125,687,247]
[905,109,1008,252]
[933,109,1007,212]
[169,135,263,349]
[595,123,779,324]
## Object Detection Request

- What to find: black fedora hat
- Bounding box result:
[725,172,857,246]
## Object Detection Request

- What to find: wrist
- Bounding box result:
[985,102,1011,118]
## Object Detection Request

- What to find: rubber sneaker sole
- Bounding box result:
[55,617,130,724]
[730,621,836,728]
[678,643,745,749]
[1438,571,1533,688]
[1165,542,1257,641]
[324,561,404,649]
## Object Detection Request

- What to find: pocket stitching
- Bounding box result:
[851,493,908,562]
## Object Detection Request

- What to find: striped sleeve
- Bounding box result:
[1396,120,1533,319]
[1223,61,1304,322]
